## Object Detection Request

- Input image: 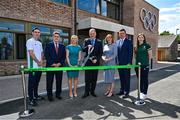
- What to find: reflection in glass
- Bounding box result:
[0,32,13,60]
[50,0,70,5]
[101,0,107,16]
[53,29,69,37]
[31,25,70,48]
[63,38,69,46]
[107,1,119,20]
[40,35,52,50]
[32,25,51,34]
[0,21,24,32]
[78,0,100,14]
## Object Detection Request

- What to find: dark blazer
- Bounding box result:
[45,42,66,67]
[82,38,103,64]
[117,38,133,65]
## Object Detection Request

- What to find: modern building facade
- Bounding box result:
[0,0,159,75]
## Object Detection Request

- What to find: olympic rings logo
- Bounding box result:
[140,8,157,31]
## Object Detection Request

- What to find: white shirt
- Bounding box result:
[117,38,125,48]
[26,38,43,68]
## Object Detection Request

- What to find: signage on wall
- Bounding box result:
[140,8,157,32]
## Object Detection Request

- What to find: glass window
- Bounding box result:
[101,0,107,16]
[107,2,119,20]
[52,29,69,37]
[0,32,14,60]
[78,0,120,20]
[78,0,100,14]
[16,34,26,59]
[32,25,51,34]
[63,38,69,46]
[50,0,70,5]
[31,24,70,48]
[0,21,24,32]
[40,35,52,50]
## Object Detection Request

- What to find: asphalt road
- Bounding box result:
[0,64,180,119]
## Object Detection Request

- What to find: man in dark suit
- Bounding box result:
[45,31,66,101]
[116,29,133,98]
[82,28,103,98]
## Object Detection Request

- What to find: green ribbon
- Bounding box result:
[22,65,140,73]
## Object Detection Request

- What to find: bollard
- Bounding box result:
[19,65,34,117]
[134,63,145,105]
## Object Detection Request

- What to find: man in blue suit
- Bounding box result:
[45,31,66,101]
[116,29,133,98]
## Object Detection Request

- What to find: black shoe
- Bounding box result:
[81,93,89,98]
[91,93,97,97]
[29,100,38,106]
[122,94,129,99]
[34,96,45,100]
[48,96,54,102]
[116,92,124,96]
[56,95,62,100]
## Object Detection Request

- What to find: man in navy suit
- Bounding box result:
[45,31,66,101]
[82,28,103,98]
[116,29,133,98]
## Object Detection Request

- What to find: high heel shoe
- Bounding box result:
[74,93,77,97]
[107,92,114,97]
[104,91,110,96]
[69,94,73,99]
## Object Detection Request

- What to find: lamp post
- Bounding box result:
[176,28,179,35]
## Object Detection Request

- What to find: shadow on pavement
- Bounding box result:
[16,95,180,119]
[0,65,180,119]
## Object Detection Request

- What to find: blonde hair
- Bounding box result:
[105,34,114,43]
[71,35,78,45]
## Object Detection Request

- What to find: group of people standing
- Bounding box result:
[26,28,152,106]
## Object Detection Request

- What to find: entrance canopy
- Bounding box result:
[78,17,134,35]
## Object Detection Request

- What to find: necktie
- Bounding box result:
[55,43,58,54]
[119,39,123,48]
[91,39,95,46]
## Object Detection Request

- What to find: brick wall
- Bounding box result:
[0,0,72,28]
[123,0,135,27]
[0,0,73,76]
[0,61,27,76]
[133,0,159,61]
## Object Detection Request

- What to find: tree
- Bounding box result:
[160,31,180,43]
[177,35,180,44]
[160,31,174,35]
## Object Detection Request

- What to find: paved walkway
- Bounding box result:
[0,62,180,119]
[0,61,177,102]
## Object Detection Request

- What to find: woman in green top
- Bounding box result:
[66,35,81,98]
[135,33,152,100]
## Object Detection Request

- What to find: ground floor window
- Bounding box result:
[32,24,70,49]
[0,19,71,61]
[0,32,14,60]
[16,34,26,59]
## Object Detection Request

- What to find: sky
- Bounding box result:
[146,0,180,34]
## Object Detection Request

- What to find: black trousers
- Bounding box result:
[84,60,98,94]
[135,66,149,94]
[118,68,131,94]
[46,71,63,97]
[28,71,42,101]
